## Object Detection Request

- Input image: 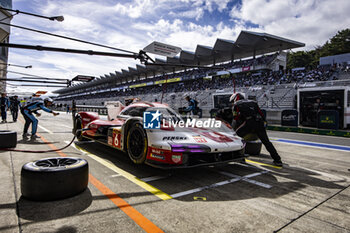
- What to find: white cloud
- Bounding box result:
[230,0,294,25]
[229,0,350,49]
[191,0,230,12]
[169,8,204,21]
[205,0,231,12]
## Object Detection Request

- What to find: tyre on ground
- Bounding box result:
[21,157,89,201]
[0,130,17,148]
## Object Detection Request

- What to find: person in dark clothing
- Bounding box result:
[0,93,10,123]
[230,93,283,166]
[21,97,59,140]
[184,96,202,118]
[333,98,343,128]
[10,95,21,122]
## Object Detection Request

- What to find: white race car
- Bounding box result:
[73,101,246,168]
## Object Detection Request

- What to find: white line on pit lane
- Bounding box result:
[219,171,272,189]
[230,161,269,171]
[38,125,53,134]
[141,176,168,182]
[171,171,270,198]
[58,124,73,129]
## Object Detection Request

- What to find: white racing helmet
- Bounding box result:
[43,97,54,103]
[229,92,245,103]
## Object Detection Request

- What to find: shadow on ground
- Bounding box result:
[18,188,92,221]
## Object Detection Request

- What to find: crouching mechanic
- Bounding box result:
[21,97,59,140]
[230,93,283,166]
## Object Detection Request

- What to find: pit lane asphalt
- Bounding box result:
[0,112,349,233]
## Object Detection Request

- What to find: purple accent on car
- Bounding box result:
[187,145,201,148]
[172,149,186,152]
[189,149,205,153]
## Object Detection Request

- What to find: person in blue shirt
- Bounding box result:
[10,95,21,122]
[0,93,10,123]
[184,96,202,118]
[21,97,59,140]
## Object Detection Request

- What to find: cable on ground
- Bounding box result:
[0,135,76,153]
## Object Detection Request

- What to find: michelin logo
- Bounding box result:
[143,110,161,129]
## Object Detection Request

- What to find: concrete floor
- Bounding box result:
[0,112,349,233]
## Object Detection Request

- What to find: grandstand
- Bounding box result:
[53,29,350,123]
[55,71,350,121]
[55,31,306,111]
[53,29,350,122]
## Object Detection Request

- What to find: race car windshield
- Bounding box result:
[120,106,148,117]
[147,107,183,122]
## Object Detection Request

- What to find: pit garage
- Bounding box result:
[0,113,349,232]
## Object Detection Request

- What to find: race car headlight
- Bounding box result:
[170,144,211,153]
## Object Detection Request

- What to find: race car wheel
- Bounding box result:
[21,157,89,201]
[0,130,17,148]
[243,133,259,141]
[126,123,148,164]
[75,118,89,141]
[245,140,262,155]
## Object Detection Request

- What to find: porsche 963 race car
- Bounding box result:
[72,101,246,168]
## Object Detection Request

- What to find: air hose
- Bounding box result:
[0,135,76,153]
[0,113,83,153]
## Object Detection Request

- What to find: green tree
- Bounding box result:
[287,51,313,69]
[287,28,350,69]
[327,29,350,55]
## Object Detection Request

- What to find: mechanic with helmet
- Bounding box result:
[230,93,283,166]
[21,97,59,140]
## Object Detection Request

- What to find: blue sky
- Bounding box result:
[6,0,350,93]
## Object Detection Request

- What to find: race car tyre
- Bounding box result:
[245,140,262,155]
[243,133,259,141]
[0,130,17,148]
[75,118,89,141]
[126,123,148,164]
[21,157,89,201]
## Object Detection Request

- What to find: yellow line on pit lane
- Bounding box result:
[70,143,173,201]
[245,159,282,169]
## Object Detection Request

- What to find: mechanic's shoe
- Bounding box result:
[22,133,30,138]
[273,160,283,167]
[30,134,40,140]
